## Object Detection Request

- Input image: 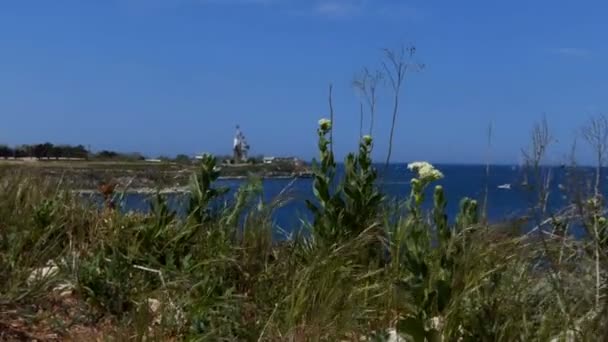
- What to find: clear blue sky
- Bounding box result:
[1,0,606,164]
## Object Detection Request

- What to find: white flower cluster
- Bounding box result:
[407,161,444,182]
[318,118,332,131]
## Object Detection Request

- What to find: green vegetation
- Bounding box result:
[0,143,89,159]
[1,118,607,341]
[0,142,146,161]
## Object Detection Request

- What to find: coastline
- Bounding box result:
[74,174,309,194]
[0,159,312,192]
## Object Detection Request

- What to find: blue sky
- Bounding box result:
[1,0,606,163]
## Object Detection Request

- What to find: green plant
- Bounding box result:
[390,163,485,341]
[343,135,383,235]
[306,118,342,243]
[188,153,229,224]
[77,248,137,316]
[306,119,383,246]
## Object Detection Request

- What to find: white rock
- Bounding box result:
[147,298,163,325]
[147,298,161,313]
[27,263,59,285]
[147,298,187,326]
[53,282,75,297]
[430,316,444,332]
[386,328,406,342]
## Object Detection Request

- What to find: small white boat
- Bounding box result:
[498,183,511,190]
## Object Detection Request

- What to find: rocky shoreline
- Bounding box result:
[0,160,312,191]
[74,174,308,195]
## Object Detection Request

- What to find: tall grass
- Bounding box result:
[0,121,606,341]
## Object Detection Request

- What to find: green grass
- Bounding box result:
[0,134,606,341]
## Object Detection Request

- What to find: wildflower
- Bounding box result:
[362,135,373,146]
[587,196,602,208]
[407,161,444,182]
[318,118,332,132]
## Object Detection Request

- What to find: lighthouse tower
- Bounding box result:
[233,125,250,163]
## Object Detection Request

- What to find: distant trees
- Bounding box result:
[14,146,29,158]
[95,150,119,159]
[0,145,13,159]
[0,142,192,163]
[31,142,53,159]
[174,154,192,164]
[94,150,145,161]
[0,143,89,159]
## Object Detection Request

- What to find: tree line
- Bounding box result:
[0,143,146,161]
[0,143,88,159]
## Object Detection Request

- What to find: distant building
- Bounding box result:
[193,126,259,164]
[233,125,250,163]
[262,156,303,165]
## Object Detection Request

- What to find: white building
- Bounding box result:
[263,156,276,164]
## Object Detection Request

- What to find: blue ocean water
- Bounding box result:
[112,164,597,232]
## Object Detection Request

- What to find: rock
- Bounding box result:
[53,282,75,297]
[147,298,161,314]
[146,298,186,326]
[146,298,164,325]
[430,316,444,332]
[386,328,406,342]
[27,262,59,285]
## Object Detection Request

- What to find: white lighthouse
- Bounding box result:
[233,125,250,163]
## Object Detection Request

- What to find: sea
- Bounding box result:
[108,164,599,234]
